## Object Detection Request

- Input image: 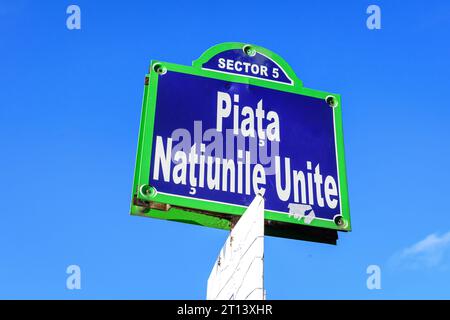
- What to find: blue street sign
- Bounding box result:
[131,43,350,238]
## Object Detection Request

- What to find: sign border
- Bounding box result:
[130,42,351,233]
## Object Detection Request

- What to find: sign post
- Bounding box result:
[131,42,350,244]
[207,195,265,300]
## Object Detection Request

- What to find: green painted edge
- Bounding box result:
[333,95,351,230]
[130,43,350,233]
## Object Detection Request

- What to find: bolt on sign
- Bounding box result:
[131,43,350,244]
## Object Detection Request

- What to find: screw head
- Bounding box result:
[326,95,338,108]
[153,63,167,75]
[243,45,256,57]
[140,185,156,199]
[334,216,344,226]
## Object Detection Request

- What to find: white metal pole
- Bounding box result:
[207,195,265,300]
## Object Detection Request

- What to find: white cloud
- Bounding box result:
[390,231,450,269]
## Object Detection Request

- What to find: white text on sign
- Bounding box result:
[152,91,339,212]
[218,58,280,79]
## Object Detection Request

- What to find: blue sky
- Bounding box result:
[1,0,450,299]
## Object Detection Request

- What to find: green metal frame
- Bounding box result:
[130,42,351,233]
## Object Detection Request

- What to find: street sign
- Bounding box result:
[131,42,350,243]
